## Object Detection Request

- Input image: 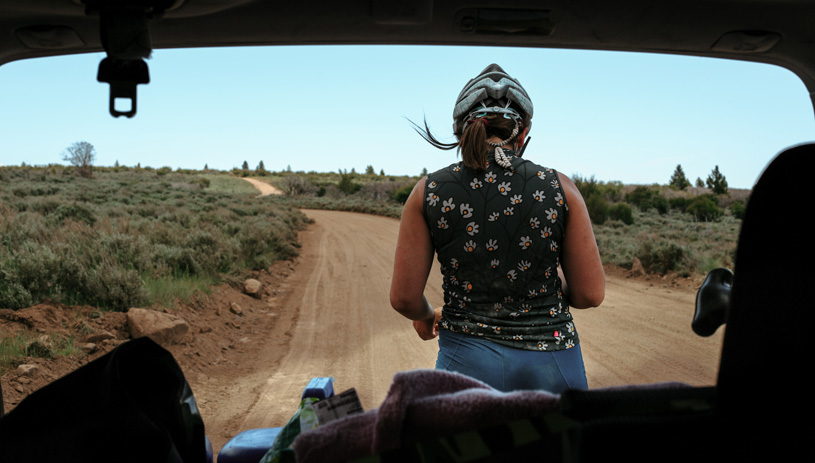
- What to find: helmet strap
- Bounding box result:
[461,100,521,132]
[517,136,531,158]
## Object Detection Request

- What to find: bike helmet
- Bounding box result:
[452,63,533,133]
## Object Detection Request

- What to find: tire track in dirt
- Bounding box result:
[239,210,442,430]
[576,275,723,387]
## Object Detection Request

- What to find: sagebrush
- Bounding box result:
[0,166,309,311]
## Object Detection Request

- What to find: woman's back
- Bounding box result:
[424,151,577,352]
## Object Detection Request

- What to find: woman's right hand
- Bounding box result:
[412,307,443,340]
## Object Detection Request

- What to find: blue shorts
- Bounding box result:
[435,329,588,394]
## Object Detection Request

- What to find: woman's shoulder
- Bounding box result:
[516,156,563,178]
[428,161,464,176]
[426,162,467,184]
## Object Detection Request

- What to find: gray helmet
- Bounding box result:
[452,64,533,132]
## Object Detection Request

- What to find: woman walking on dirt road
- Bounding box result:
[390,64,605,393]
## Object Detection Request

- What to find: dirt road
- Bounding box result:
[242,177,283,196]
[201,209,723,453]
[239,210,442,428]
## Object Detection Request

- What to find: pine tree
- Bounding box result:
[695,177,704,188]
[706,165,729,195]
[365,165,375,175]
[669,164,690,190]
[241,160,249,170]
[337,170,360,195]
[257,160,265,171]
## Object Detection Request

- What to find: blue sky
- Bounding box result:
[1,45,812,189]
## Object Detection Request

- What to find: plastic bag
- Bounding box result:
[259,397,320,463]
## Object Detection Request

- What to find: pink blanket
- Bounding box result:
[292,369,561,463]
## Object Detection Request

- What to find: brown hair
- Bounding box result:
[409,106,530,172]
[457,113,526,170]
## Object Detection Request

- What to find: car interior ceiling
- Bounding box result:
[2,1,815,108]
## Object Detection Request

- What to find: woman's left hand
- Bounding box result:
[412,307,442,340]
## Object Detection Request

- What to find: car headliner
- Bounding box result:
[2,0,815,112]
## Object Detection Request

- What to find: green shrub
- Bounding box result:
[11,185,60,197]
[585,194,609,225]
[153,244,204,276]
[625,186,668,214]
[573,175,621,225]
[51,203,97,225]
[1,241,62,306]
[652,195,668,214]
[84,262,148,311]
[729,199,747,220]
[101,233,152,273]
[687,196,723,222]
[337,171,361,195]
[625,186,651,209]
[0,281,34,311]
[392,184,414,204]
[571,176,623,202]
[30,198,62,215]
[600,181,624,202]
[191,177,211,189]
[635,239,692,275]
[668,196,692,212]
[608,202,634,225]
[572,175,600,199]
[280,175,316,196]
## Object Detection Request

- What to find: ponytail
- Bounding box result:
[409,106,530,171]
[458,113,526,171]
[459,118,489,170]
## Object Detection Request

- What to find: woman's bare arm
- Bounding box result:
[390,177,436,325]
[559,174,605,309]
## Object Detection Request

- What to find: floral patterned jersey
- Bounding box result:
[423,150,577,352]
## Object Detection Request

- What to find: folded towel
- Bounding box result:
[292,369,560,463]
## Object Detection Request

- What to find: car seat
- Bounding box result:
[715,142,814,459]
[558,142,815,462]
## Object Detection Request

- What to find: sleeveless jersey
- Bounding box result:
[423,150,577,351]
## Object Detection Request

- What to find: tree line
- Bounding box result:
[669,164,728,195]
[574,163,741,226]
[53,141,739,225]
